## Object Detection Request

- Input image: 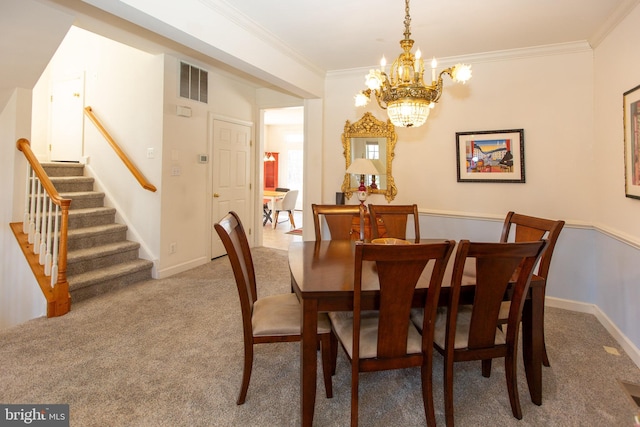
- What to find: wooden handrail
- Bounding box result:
[83,106,157,192]
[15,138,71,317]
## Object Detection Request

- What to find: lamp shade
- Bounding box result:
[346,158,380,175]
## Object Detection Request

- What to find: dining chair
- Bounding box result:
[311,204,365,241]
[329,240,455,427]
[418,239,547,426]
[498,211,565,367]
[263,188,289,226]
[368,203,420,242]
[273,189,298,229]
[214,211,335,404]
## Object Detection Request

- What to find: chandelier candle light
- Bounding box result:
[354,0,472,128]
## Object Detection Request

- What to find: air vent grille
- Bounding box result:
[180,61,208,104]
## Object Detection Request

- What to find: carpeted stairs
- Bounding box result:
[43,162,153,302]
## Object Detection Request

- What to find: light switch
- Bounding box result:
[147,148,155,159]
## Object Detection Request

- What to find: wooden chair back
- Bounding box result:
[214,211,257,336]
[447,240,547,351]
[436,239,547,424]
[312,204,365,241]
[500,211,564,280]
[354,240,454,363]
[344,240,454,426]
[368,204,420,242]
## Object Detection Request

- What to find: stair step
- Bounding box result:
[33,161,155,305]
[50,176,95,192]
[66,241,141,276]
[41,162,84,177]
[68,207,116,229]
[60,191,105,210]
[67,224,128,250]
[68,259,154,303]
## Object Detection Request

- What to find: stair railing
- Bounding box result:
[14,138,71,317]
[83,106,157,192]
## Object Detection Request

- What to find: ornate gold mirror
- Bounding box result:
[341,112,397,202]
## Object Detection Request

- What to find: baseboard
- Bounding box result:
[156,256,210,279]
[546,296,640,368]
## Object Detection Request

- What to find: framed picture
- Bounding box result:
[456,129,525,183]
[623,84,640,200]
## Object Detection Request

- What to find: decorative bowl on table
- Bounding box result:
[371,238,411,245]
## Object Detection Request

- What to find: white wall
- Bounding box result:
[31,27,164,270]
[158,55,256,277]
[591,3,640,353]
[0,88,47,329]
[325,46,595,221]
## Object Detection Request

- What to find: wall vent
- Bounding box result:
[179,61,208,104]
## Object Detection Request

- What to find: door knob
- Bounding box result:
[213,193,220,198]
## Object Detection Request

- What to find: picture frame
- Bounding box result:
[623,84,640,200]
[456,129,525,183]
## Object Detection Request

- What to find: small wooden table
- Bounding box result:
[288,239,546,427]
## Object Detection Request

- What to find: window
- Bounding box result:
[179,61,208,103]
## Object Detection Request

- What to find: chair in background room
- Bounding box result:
[423,240,547,425]
[263,188,290,226]
[498,211,565,367]
[273,190,298,229]
[214,211,334,404]
[329,240,455,427]
[368,204,420,242]
[311,204,365,241]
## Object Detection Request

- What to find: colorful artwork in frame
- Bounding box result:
[456,129,525,183]
[623,84,640,200]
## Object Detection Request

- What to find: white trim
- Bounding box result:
[546,297,640,369]
[156,255,210,279]
[329,41,593,77]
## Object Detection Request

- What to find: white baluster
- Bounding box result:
[39,193,49,265]
[28,171,36,244]
[51,204,60,287]
[33,181,42,254]
[45,197,53,276]
[23,165,32,233]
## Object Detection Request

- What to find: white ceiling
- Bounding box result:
[222,0,638,72]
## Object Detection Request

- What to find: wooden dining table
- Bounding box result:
[288,239,546,427]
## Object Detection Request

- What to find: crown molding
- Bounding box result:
[589,0,640,48]
[328,41,593,78]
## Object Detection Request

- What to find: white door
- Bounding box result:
[50,74,84,161]
[211,118,252,258]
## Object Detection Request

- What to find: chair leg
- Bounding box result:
[237,343,254,405]
[351,365,359,427]
[444,355,455,427]
[542,331,551,367]
[330,332,338,375]
[320,333,333,398]
[273,211,279,229]
[289,211,296,229]
[481,359,492,377]
[421,360,437,426]
[505,352,523,419]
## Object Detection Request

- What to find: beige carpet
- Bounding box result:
[1,247,639,426]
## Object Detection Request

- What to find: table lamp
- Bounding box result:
[346,158,380,205]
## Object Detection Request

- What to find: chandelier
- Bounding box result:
[354,0,472,128]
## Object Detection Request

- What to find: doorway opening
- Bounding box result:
[261,106,304,249]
